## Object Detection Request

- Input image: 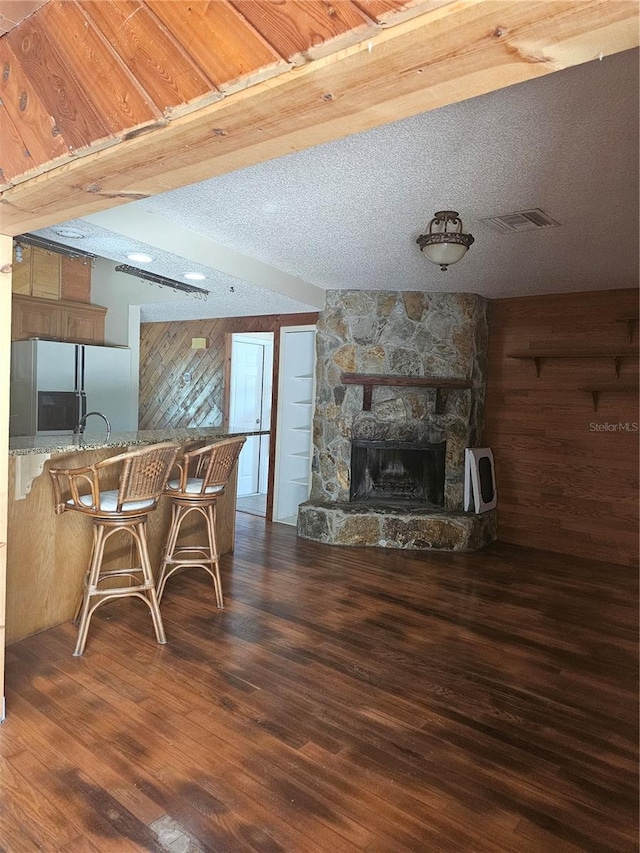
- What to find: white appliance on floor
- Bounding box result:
[464,447,497,513]
[10,339,135,436]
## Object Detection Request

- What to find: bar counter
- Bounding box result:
[7,428,261,645]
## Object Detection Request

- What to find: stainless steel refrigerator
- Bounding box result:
[10,339,135,436]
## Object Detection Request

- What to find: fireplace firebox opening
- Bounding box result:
[350,439,446,505]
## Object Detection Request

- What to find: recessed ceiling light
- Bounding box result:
[184,272,206,281]
[53,227,86,239]
[127,252,154,263]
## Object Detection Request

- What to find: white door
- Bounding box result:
[229,335,273,497]
[273,326,316,525]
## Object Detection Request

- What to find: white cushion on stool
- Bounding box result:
[167,478,224,495]
[68,490,156,512]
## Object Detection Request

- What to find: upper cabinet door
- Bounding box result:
[30,248,61,300]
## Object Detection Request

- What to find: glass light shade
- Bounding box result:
[421,240,469,268]
[416,210,474,270]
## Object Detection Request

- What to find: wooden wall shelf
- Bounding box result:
[579,384,639,412]
[341,373,472,411]
[509,350,638,378]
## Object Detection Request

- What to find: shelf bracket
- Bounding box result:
[589,390,600,412]
[614,356,621,379]
[362,384,373,411]
[532,356,541,377]
[616,318,638,343]
[14,453,51,501]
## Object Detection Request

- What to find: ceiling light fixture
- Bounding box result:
[115,264,209,298]
[416,211,474,271]
[183,272,206,281]
[52,227,87,239]
[127,252,154,263]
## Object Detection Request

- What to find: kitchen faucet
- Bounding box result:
[76,411,112,441]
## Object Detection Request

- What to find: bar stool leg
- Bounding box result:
[157,500,225,608]
[74,522,108,657]
[133,519,166,646]
[156,502,185,603]
[205,502,224,609]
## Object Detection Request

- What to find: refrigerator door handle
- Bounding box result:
[73,346,82,432]
[80,346,86,394]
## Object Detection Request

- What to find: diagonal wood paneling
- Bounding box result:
[140,312,318,521]
[139,313,318,430]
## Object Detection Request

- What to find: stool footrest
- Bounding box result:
[157,497,224,608]
[89,582,156,596]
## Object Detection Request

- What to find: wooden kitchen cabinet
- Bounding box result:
[11,296,60,340]
[31,247,61,299]
[60,256,91,302]
[11,295,106,344]
[11,245,34,295]
[61,303,106,343]
[12,245,91,302]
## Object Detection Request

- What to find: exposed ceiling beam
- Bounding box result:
[84,208,326,309]
[0,0,637,236]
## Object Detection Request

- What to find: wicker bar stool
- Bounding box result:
[49,442,180,656]
[156,436,246,608]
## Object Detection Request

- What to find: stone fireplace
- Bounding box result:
[297,290,497,550]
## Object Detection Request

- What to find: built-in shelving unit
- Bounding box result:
[508,351,638,378]
[341,373,472,411]
[273,326,316,526]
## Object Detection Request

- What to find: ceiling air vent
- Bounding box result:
[480,208,560,234]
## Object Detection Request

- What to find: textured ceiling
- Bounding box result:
[35,48,639,322]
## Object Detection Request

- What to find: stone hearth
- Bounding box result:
[298,501,496,550]
[297,290,496,551]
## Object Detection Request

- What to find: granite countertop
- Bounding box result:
[9,427,268,456]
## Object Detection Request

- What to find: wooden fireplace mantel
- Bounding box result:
[341,373,472,412]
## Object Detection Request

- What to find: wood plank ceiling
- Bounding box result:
[0,0,637,236]
[0,0,49,35]
[0,0,450,188]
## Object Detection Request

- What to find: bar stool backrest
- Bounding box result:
[51,442,181,516]
[116,443,182,507]
[170,436,247,497]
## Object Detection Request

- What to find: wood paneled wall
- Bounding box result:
[484,289,638,567]
[139,312,318,521]
[139,313,318,430]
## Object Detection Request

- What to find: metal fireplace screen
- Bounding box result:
[350,439,446,504]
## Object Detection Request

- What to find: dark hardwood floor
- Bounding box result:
[1,514,638,852]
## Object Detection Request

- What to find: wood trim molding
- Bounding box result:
[1,0,637,235]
